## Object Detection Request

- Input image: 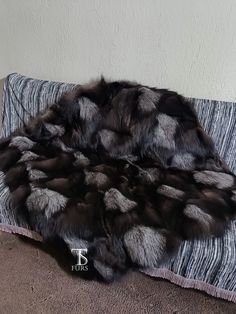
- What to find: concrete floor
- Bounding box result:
[0,232,235,314]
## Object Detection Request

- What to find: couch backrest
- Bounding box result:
[2,73,236,173]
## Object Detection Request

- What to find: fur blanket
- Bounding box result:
[1,78,236,282]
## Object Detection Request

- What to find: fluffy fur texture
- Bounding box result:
[0,78,236,281]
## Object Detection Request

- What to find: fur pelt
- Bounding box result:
[1,78,236,281]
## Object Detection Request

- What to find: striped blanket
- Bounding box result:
[1,73,236,302]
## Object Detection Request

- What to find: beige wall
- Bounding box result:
[1,0,236,101]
